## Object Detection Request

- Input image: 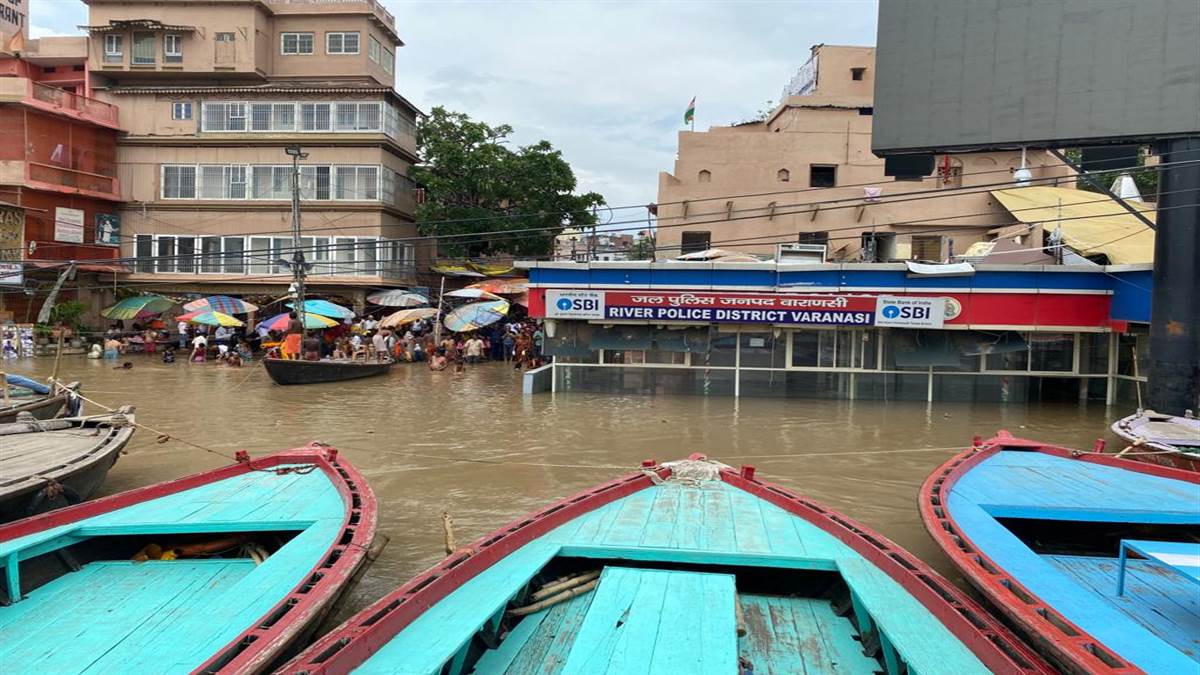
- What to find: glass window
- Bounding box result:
[272,103,295,131]
[1078,332,1110,375]
[680,231,710,254]
[700,329,737,367]
[176,237,196,273]
[300,103,330,131]
[215,32,235,43]
[132,32,155,64]
[164,34,182,62]
[156,236,176,273]
[791,330,820,367]
[368,36,380,62]
[162,166,196,198]
[223,237,244,274]
[1030,333,1074,372]
[311,237,332,275]
[334,237,356,272]
[326,32,359,54]
[984,332,1030,371]
[198,165,225,199]
[135,235,153,273]
[228,165,246,199]
[200,236,222,273]
[248,237,271,274]
[103,34,122,61]
[382,48,393,73]
[739,332,786,368]
[281,32,314,55]
[810,164,837,187]
[250,103,272,131]
[171,102,192,120]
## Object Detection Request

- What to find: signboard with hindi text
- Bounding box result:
[546,290,882,327]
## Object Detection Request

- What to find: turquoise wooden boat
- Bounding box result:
[0,445,376,674]
[921,432,1200,674]
[282,455,1049,675]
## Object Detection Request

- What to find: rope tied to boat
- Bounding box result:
[658,455,731,485]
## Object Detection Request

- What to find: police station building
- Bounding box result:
[521,260,1153,403]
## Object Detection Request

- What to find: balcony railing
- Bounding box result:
[26,162,120,198]
[26,81,120,126]
[267,0,395,27]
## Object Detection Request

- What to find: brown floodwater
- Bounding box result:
[6,355,1120,624]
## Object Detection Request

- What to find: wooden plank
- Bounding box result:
[559,567,737,675]
[728,488,772,555]
[739,595,880,675]
[556,545,838,572]
[498,592,595,674]
[637,486,681,549]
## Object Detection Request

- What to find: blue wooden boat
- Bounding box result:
[0,445,376,674]
[281,455,1049,675]
[921,432,1200,674]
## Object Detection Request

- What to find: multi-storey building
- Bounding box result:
[656,45,1076,261]
[82,0,422,303]
[0,33,125,323]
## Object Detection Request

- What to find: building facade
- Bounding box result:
[83,0,422,304]
[523,260,1152,405]
[656,45,1076,262]
[0,34,125,323]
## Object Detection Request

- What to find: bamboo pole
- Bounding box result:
[442,511,457,554]
[50,331,65,385]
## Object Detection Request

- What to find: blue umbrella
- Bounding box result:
[286,299,354,320]
[443,300,510,332]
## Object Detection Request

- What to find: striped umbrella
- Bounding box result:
[101,295,175,320]
[257,312,339,331]
[379,307,439,329]
[443,300,510,333]
[444,288,504,302]
[367,290,430,307]
[183,295,258,314]
[286,299,355,319]
[177,310,244,327]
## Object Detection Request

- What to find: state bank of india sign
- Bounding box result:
[544,290,945,328]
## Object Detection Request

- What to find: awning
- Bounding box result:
[990,186,1155,265]
[79,20,197,33]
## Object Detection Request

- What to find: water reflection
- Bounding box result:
[7,356,1118,620]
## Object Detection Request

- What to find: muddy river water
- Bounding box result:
[7,356,1119,624]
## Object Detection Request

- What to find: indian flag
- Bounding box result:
[684,96,696,125]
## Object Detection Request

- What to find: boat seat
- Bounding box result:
[558,566,738,674]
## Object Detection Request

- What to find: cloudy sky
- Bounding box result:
[30,0,878,212]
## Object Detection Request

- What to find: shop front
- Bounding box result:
[521,261,1151,404]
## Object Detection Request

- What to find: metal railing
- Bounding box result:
[28,81,119,125]
[267,0,395,26]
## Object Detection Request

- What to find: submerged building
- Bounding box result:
[522,259,1151,404]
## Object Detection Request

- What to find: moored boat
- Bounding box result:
[921,432,1200,674]
[1111,409,1200,471]
[0,406,135,522]
[281,455,1050,675]
[263,357,392,386]
[0,380,81,424]
[0,444,376,674]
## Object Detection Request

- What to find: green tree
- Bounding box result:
[1064,148,1159,199]
[411,107,605,257]
[629,232,657,260]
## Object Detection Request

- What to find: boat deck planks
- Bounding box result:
[0,431,105,482]
[558,567,737,674]
[1044,555,1200,660]
[355,482,989,675]
[739,594,881,674]
[0,467,346,673]
[947,449,1200,672]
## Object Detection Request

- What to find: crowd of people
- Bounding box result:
[90,313,549,374]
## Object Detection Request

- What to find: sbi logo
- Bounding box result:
[556,298,573,311]
[555,296,600,313]
[882,304,930,319]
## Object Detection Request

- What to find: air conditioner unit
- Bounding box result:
[776,243,827,264]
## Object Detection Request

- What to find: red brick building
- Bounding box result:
[0,35,125,323]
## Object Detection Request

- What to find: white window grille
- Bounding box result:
[300,103,331,131]
[272,103,296,131]
[162,166,196,198]
[198,165,226,199]
[132,32,155,64]
[250,103,272,131]
[164,34,183,62]
[326,32,359,54]
[281,32,314,55]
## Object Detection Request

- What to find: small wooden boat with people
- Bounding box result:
[0,444,377,674]
[262,357,393,386]
[0,377,81,424]
[921,432,1200,674]
[1111,409,1200,471]
[281,455,1050,675]
[0,407,135,522]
